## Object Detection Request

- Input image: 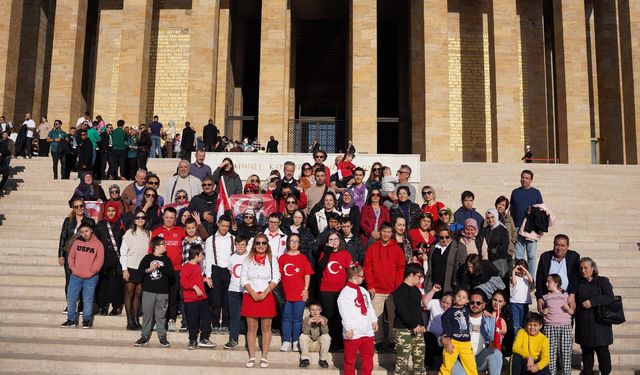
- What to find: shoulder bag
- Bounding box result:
[594,277,625,325]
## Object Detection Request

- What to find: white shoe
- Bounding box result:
[280,342,291,352]
[167,319,176,332]
[292,341,299,352]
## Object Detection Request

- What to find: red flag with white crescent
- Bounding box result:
[216,177,231,220]
[494,309,502,350]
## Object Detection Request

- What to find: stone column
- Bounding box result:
[0,0,23,122]
[47,0,87,128]
[214,0,231,135]
[409,0,426,160]
[348,0,377,154]
[424,0,453,161]
[115,0,153,125]
[491,0,523,162]
[553,0,591,163]
[619,0,640,164]
[187,0,219,129]
[257,0,289,148]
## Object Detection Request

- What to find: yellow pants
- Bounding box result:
[439,339,478,375]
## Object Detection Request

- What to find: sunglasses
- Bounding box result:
[135,216,146,220]
[439,236,451,240]
[422,191,433,195]
[176,195,187,199]
[314,155,324,159]
[469,301,484,306]
[370,193,380,197]
[110,190,119,194]
[73,204,85,209]
[243,215,254,219]
[145,193,156,198]
[397,170,409,174]
[250,179,259,183]
[255,241,268,245]
[286,201,297,204]
[202,183,213,187]
[372,168,381,171]
[147,181,159,186]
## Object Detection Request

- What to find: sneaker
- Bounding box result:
[319,360,329,368]
[271,329,281,336]
[223,339,238,349]
[388,342,396,354]
[167,319,177,332]
[187,340,197,350]
[60,320,77,328]
[159,337,171,347]
[280,342,291,352]
[179,320,188,331]
[292,341,299,352]
[375,343,386,353]
[199,338,216,348]
[82,320,92,329]
[62,306,68,314]
[134,336,149,347]
[219,326,230,334]
[299,359,310,368]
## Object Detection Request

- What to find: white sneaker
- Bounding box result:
[292,341,299,352]
[167,319,177,332]
[280,342,291,352]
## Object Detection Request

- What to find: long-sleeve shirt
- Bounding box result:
[363,239,405,294]
[512,329,550,370]
[204,232,235,273]
[392,283,423,330]
[68,235,104,278]
[338,285,377,339]
[138,254,174,294]
[240,256,281,293]
[301,316,330,341]
[119,229,150,270]
[181,262,207,303]
[441,306,471,342]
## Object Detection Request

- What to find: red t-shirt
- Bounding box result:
[278,253,314,302]
[180,262,207,303]
[319,250,352,292]
[420,201,445,228]
[151,226,187,271]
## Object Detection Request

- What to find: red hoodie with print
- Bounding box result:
[363,239,405,294]
[68,234,105,279]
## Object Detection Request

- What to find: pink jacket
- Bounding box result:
[68,234,104,278]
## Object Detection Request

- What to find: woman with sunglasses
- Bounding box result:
[419,186,445,228]
[119,208,151,330]
[104,184,131,215]
[232,208,263,239]
[359,188,390,246]
[58,197,95,313]
[244,174,263,193]
[139,187,161,230]
[298,162,314,190]
[424,226,468,297]
[240,233,281,368]
[173,189,189,204]
[280,196,299,228]
[438,207,464,234]
[95,201,125,316]
[365,162,383,191]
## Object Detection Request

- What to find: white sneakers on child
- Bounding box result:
[280,342,291,352]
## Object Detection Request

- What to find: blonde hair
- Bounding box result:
[249,233,273,262]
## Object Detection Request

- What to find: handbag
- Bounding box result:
[492,256,511,279]
[269,257,286,314]
[594,277,625,325]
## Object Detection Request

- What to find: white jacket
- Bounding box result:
[338,285,377,339]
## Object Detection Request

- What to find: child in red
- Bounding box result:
[338,264,378,375]
[180,244,215,350]
[278,233,314,351]
[337,153,356,186]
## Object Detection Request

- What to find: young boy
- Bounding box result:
[181,217,203,331]
[511,313,550,375]
[439,288,477,375]
[224,235,249,349]
[338,264,378,375]
[299,301,332,368]
[135,236,175,347]
[181,244,216,349]
[204,215,235,332]
[392,263,427,375]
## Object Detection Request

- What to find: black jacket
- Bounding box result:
[77,140,93,169]
[188,192,218,237]
[344,236,365,265]
[336,206,361,238]
[138,131,151,153]
[181,127,196,151]
[575,276,614,347]
[203,124,218,145]
[99,132,111,153]
[390,201,421,229]
[282,226,316,267]
[95,220,125,268]
[481,225,510,262]
[58,215,96,257]
[524,207,550,234]
[266,140,279,153]
[535,249,581,299]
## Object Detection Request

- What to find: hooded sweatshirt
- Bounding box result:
[68,234,105,279]
[363,239,405,294]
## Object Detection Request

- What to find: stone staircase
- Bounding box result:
[0,157,638,374]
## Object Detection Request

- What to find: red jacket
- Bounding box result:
[359,204,390,242]
[181,262,207,303]
[363,239,405,294]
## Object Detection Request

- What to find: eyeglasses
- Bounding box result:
[176,195,187,200]
[250,179,259,183]
[469,301,484,306]
[243,215,253,219]
[397,170,409,175]
[110,190,119,194]
[314,155,323,159]
[286,201,297,205]
[145,193,156,198]
[422,191,433,195]
[255,241,268,246]
[202,183,213,187]
[135,216,146,220]
[370,193,380,197]
[73,204,85,209]
[147,181,159,186]
[372,168,381,171]
[439,236,451,240]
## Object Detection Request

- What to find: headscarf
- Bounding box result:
[340,188,356,209]
[485,208,503,230]
[103,201,122,224]
[74,171,96,199]
[461,218,479,244]
[177,207,191,227]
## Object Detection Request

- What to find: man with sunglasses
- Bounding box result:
[188,176,218,237]
[449,291,503,375]
[76,129,93,177]
[389,165,416,204]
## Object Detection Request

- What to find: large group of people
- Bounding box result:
[58,147,619,375]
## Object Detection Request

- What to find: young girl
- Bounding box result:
[542,274,574,375]
[337,153,356,186]
[135,236,174,347]
[181,245,215,350]
[439,288,478,375]
[278,233,314,352]
[224,235,249,350]
[510,259,533,333]
[338,264,378,375]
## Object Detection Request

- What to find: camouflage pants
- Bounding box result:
[393,328,426,375]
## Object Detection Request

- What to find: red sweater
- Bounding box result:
[180,262,207,303]
[68,235,105,279]
[319,250,352,292]
[151,226,186,271]
[363,239,405,294]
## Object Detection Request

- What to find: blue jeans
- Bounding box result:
[228,291,243,341]
[150,135,162,158]
[452,347,503,375]
[67,273,99,322]
[511,303,529,333]
[281,300,305,343]
[515,227,537,275]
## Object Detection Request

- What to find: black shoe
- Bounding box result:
[299,359,310,368]
[188,340,197,350]
[388,342,396,354]
[109,308,121,316]
[133,317,142,330]
[99,307,109,316]
[159,337,171,347]
[198,338,216,348]
[375,343,386,353]
[60,320,78,328]
[134,336,149,347]
[319,360,329,368]
[126,316,136,330]
[82,320,92,329]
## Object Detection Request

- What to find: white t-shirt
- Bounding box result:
[469,316,484,355]
[510,275,532,304]
[24,119,36,138]
[228,252,248,292]
[426,299,445,334]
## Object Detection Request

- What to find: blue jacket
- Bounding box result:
[453,207,484,228]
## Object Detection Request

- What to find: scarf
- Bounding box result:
[486,208,503,229]
[461,218,478,244]
[346,281,367,315]
[341,188,356,209]
[103,201,121,224]
[75,172,95,198]
[254,253,267,265]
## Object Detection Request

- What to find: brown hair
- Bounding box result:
[249,233,273,262]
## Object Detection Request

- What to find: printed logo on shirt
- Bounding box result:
[283,263,300,276]
[327,261,342,275]
[150,260,165,280]
[454,309,468,331]
[77,246,96,254]
[232,263,242,278]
